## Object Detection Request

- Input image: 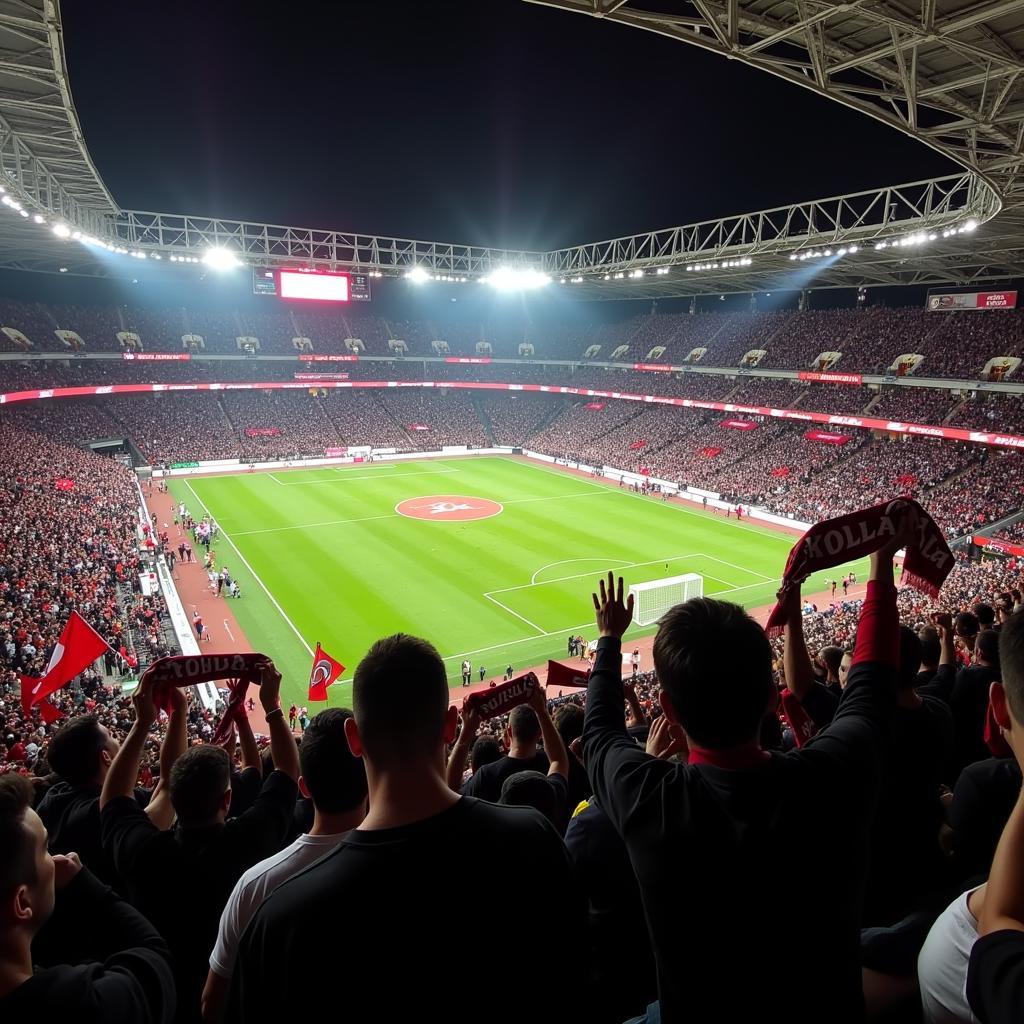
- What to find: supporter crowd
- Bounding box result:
[4,296,1024,380]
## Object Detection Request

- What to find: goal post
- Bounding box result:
[629,573,704,627]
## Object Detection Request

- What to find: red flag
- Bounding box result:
[37,700,65,724]
[20,611,109,712]
[629,439,648,450]
[546,660,590,689]
[309,642,345,702]
[54,477,76,491]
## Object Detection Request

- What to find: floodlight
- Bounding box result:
[202,247,241,271]
[406,266,429,283]
[52,223,71,238]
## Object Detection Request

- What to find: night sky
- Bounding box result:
[62,1,953,251]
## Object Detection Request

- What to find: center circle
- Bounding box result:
[395,494,504,522]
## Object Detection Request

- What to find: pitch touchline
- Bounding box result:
[182,481,315,658]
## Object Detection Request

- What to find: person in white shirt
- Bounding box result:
[200,707,368,1023]
[917,884,985,1024]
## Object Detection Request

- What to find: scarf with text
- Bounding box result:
[464,672,540,720]
[765,499,953,637]
[149,652,267,744]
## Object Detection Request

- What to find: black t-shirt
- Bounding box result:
[951,664,1001,774]
[227,766,262,819]
[565,798,657,1022]
[37,782,150,889]
[949,757,1023,884]
[460,750,549,802]
[227,798,586,1024]
[1,869,175,1024]
[863,695,955,925]
[583,625,897,1024]
[968,929,1024,1024]
[101,769,297,1024]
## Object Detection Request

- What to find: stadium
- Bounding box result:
[1,1,1024,1022]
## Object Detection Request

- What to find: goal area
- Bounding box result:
[629,573,704,627]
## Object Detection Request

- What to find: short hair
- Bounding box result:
[508,706,540,744]
[898,626,923,690]
[552,704,584,747]
[955,612,980,638]
[1000,611,1024,721]
[974,603,996,628]
[46,716,107,785]
[918,626,941,668]
[0,774,36,893]
[298,708,367,814]
[818,646,844,677]
[977,629,1001,673]
[353,634,448,763]
[470,736,501,773]
[169,745,231,825]
[499,770,557,825]
[654,598,774,749]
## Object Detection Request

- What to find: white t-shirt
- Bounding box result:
[209,832,346,978]
[917,888,980,1024]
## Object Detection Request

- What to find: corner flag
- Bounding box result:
[308,642,345,702]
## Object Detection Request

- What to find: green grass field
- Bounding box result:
[169,457,869,707]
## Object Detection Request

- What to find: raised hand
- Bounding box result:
[52,852,82,890]
[645,714,688,761]
[131,671,158,729]
[257,658,282,713]
[592,571,634,640]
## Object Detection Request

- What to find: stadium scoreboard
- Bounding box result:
[253,267,371,302]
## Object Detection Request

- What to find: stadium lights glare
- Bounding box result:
[52,223,71,238]
[687,258,752,272]
[32,214,44,224]
[482,267,551,290]
[655,267,670,275]
[18,209,27,217]
[202,247,241,271]
[58,267,67,273]
[406,266,430,283]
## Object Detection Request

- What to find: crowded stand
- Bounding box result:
[871,387,960,423]
[4,298,1024,384]
[4,380,1024,1023]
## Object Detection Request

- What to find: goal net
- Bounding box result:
[629,573,704,627]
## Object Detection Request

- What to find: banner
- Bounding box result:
[464,672,539,719]
[629,439,647,450]
[54,477,76,491]
[632,362,673,372]
[700,446,722,458]
[798,371,862,385]
[972,535,1024,558]
[244,427,281,437]
[294,372,349,381]
[123,352,191,362]
[546,660,589,689]
[927,290,1018,311]
[4,379,1024,454]
[298,354,359,362]
[445,356,491,364]
[803,430,851,444]
[324,447,349,457]
[721,419,758,430]
[584,402,605,410]
[771,466,791,477]
[408,423,431,431]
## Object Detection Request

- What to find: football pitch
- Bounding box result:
[168,457,869,707]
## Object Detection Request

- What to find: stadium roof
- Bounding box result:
[0,0,1022,295]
